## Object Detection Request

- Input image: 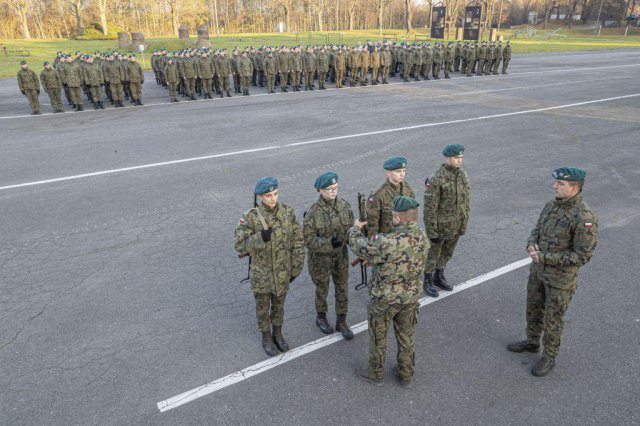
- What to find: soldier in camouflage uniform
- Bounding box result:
[492,41,503,75]
[39,61,63,113]
[508,167,598,377]
[216,49,233,97]
[17,60,41,115]
[304,172,355,339]
[164,56,180,102]
[502,40,512,74]
[263,51,278,94]
[239,51,254,96]
[350,196,430,388]
[234,177,305,356]
[423,144,470,298]
[333,47,346,89]
[316,47,330,90]
[444,42,454,79]
[366,156,415,237]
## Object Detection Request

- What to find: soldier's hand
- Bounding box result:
[527,245,540,263]
[261,228,273,242]
[331,237,342,248]
[21,90,25,95]
[37,90,40,95]
[354,219,367,229]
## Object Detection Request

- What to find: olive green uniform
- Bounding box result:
[164,61,179,101]
[304,196,354,316]
[127,61,145,102]
[17,68,40,113]
[366,180,415,236]
[39,68,63,112]
[82,62,104,104]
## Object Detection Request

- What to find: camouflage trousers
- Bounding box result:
[424,234,461,274]
[502,58,510,73]
[184,77,196,96]
[492,58,502,74]
[87,85,102,102]
[110,82,124,101]
[45,87,63,110]
[23,89,40,112]
[367,301,419,381]
[201,78,212,96]
[526,269,576,358]
[167,82,178,99]
[432,62,441,78]
[129,82,142,100]
[308,253,349,315]
[218,76,230,94]
[266,73,276,92]
[335,68,345,88]
[254,292,287,332]
[68,86,82,105]
[241,76,251,91]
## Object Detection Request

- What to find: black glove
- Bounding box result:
[430,238,440,244]
[289,275,297,283]
[261,228,273,242]
[331,237,342,248]
[37,90,40,95]
[21,90,25,95]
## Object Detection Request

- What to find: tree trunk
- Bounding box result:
[16,5,32,39]
[378,0,384,36]
[405,0,413,33]
[349,6,355,30]
[212,0,221,38]
[72,1,83,36]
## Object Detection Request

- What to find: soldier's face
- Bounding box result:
[445,155,463,168]
[553,180,579,200]
[320,184,338,201]
[386,169,406,184]
[259,190,279,208]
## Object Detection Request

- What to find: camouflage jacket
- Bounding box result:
[527,193,598,289]
[17,68,39,91]
[215,56,232,76]
[239,56,253,77]
[445,47,455,62]
[303,196,354,258]
[39,68,62,90]
[263,56,278,74]
[65,62,84,87]
[503,45,512,59]
[83,62,104,86]
[349,222,429,305]
[182,58,196,78]
[423,164,470,240]
[303,52,316,73]
[423,47,433,64]
[102,61,124,84]
[127,62,144,83]
[495,46,503,59]
[316,51,330,73]
[234,203,305,296]
[366,179,415,237]
[291,52,303,72]
[333,51,346,70]
[164,62,179,83]
[381,50,391,66]
[433,48,443,63]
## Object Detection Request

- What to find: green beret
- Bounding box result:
[383,156,407,170]
[392,196,419,212]
[443,144,465,157]
[552,167,586,181]
[20,60,27,65]
[255,176,279,195]
[314,172,338,190]
[43,61,49,66]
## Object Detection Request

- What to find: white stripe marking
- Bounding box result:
[1,62,638,121]
[1,92,638,192]
[156,257,532,413]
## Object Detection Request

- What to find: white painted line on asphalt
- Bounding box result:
[156,257,532,413]
[2,92,638,192]
[1,62,638,121]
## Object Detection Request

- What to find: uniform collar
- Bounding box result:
[318,195,337,208]
[555,193,582,207]
[443,163,460,174]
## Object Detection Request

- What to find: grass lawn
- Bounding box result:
[1,26,639,78]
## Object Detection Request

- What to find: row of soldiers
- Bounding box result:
[16,51,145,114]
[150,39,513,101]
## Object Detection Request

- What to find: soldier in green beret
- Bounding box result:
[40,61,64,113]
[508,167,598,377]
[234,177,305,356]
[17,60,41,115]
[423,144,470,297]
[304,172,355,338]
[349,196,430,388]
[366,156,415,237]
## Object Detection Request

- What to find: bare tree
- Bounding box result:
[6,0,32,39]
[405,0,413,33]
[97,0,108,34]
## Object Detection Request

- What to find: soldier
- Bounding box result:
[197,51,214,99]
[316,47,330,90]
[432,43,443,79]
[333,46,346,89]
[127,55,145,105]
[56,55,73,106]
[349,47,361,87]
[477,41,487,76]
[493,40,503,75]
[263,50,278,94]
[421,44,433,81]
[234,177,305,356]
[290,46,302,92]
[183,51,197,100]
[65,55,85,111]
[359,46,370,86]
[39,61,63,113]
[103,54,125,108]
[17,60,41,115]
[508,167,598,377]
[502,40,512,74]
[465,44,476,77]
[461,42,469,74]
[239,51,254,96]
[164,56,180,102]
[380,45,391,84]
[402,46,413,82]
[216,49,233,98]
[253,47,264,87]
[350,196,430,388]
[485,41,495,75]
[303,46,317,91]
[423,144,470,298]
[366,156,415,237]
[277,46,291,92]
[82,56,104,109]
[444,42,455,79]
[303,172,355,339]
[454,41,463,72]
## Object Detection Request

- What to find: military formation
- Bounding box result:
[16,51,146,114]
[234,143,596,386]
[148,39,513,102]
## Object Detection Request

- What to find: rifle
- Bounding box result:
[351,192,369,291]
[239,194,258,283]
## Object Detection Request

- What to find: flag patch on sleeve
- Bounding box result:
[584,222,593,228]
[239,217,245,224]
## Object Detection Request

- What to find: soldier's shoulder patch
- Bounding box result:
[239,217,245,224]
[368,196,376,205]
[584,222,593,228]
[370,234,379,241]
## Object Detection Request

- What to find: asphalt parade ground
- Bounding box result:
[1,49,639,425]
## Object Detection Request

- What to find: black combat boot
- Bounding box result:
[433,269,453,291]
[93,102,100,110]
[531,356,555,377]
[423,273,439,298]
[316,313,334,335]
[356,363,383,387]
[272,325,289,352]
[119,100,125,108]
[506,340,540,353]
[392,365,412,389]
[99,101,105,109]
[227,91,232,97]
[219,93,224,98]
[261,331,279,357]
[137,99,143,106]
[335,314,354,340]
[77,103,84,111]
[190,95,196,101]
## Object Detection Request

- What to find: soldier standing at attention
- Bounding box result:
[444,42,455,79]
[333,47,346,88]
[234,177,305,357]
[454,41,462,72]
[239,51,254,96]
[17,60,41,115]
[350,196,430,388]
[493,40,503,75]
[316,46,330,90]
[423,144,470,298]
[366,157,415,237]
[126,55,144,105]
[263,51,278,94]
[508,168,597,377]
[39,61,64,113]
[432,43,443,79]
[82,56,104,109]
[465,44,476,77]
[502,40,512,74]
[164,56,180,102]
[303,172,355,339]
[216,49,233,97]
